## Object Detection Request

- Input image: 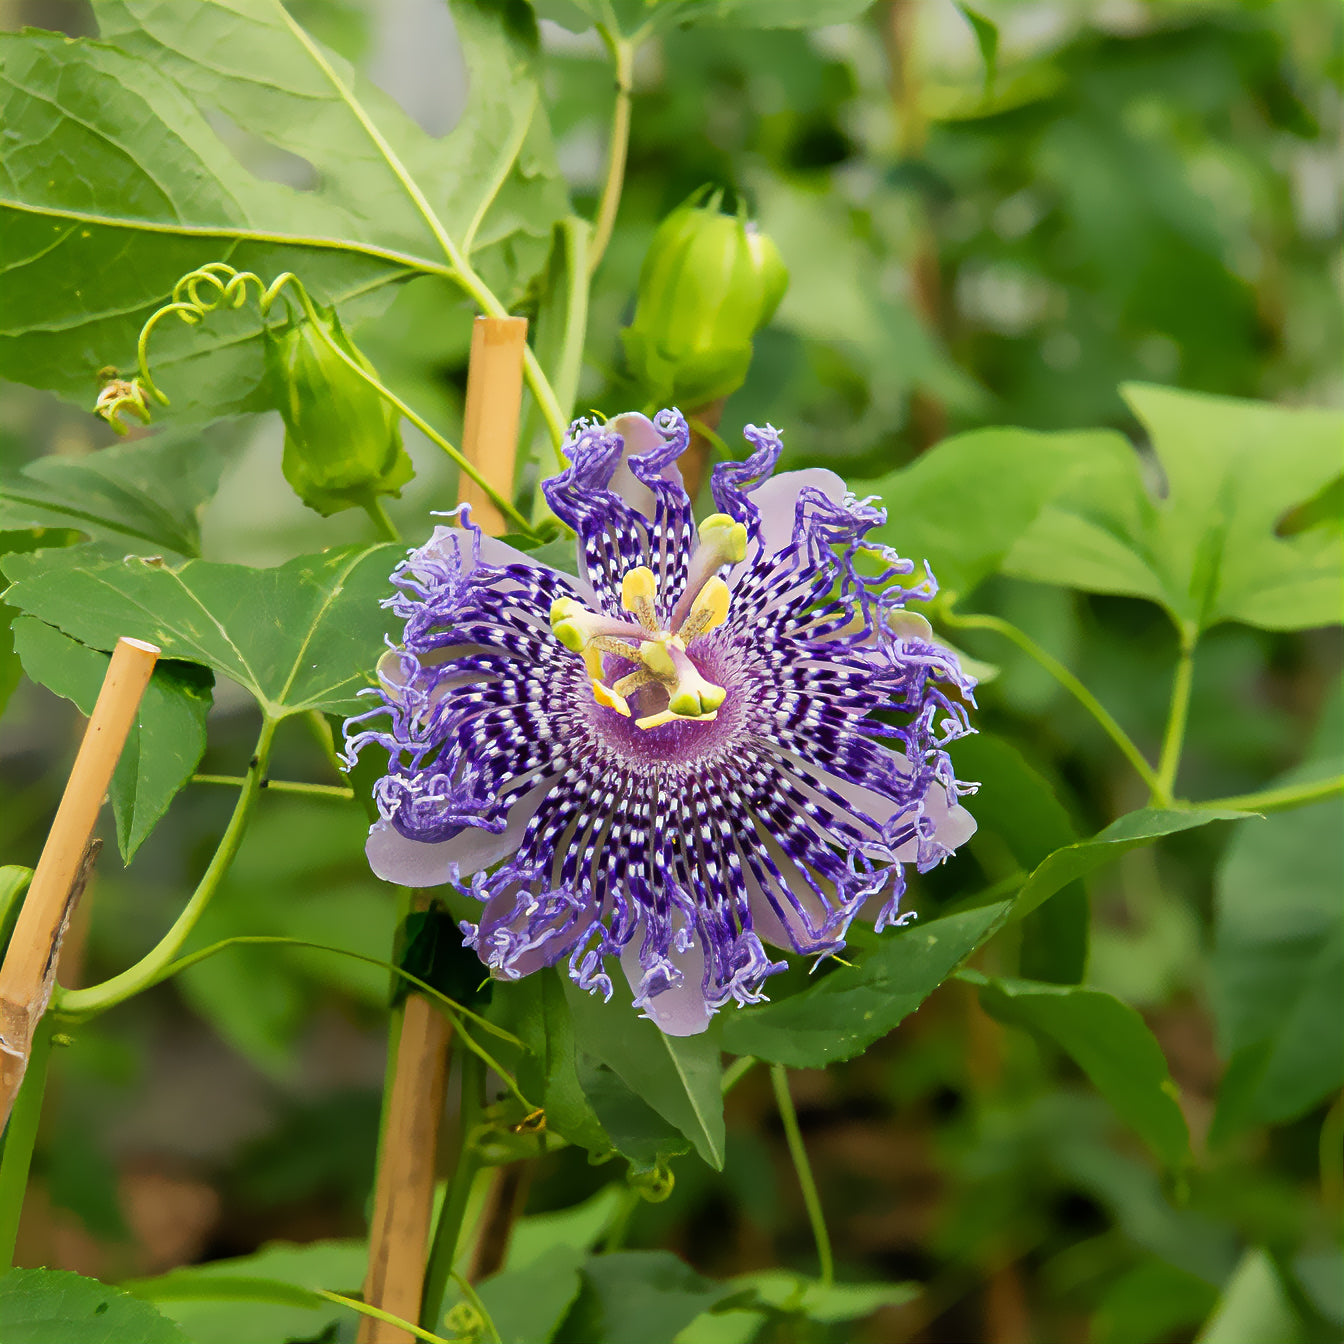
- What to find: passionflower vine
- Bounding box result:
[344,410,977,1035]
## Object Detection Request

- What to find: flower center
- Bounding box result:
[548,512,747,732]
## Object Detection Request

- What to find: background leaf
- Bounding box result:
[956,732,1088,983]
[856,427,1110,599]
[2,542,399,718]
[1208,691,1344,1140]
[558,1251,732,1344]
[1004,385,1344,633]
[962,971,1191,1168]
[12,617,212,861]
[0,426,244,558]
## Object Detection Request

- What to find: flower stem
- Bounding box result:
[422,1049,485,1329]
[721,1055,757,1095]
[53,715,278,1021]
[0,1020,52,1266]
[1156,626,1197,806]
[191,774,354,800]
[770,1062,833,1289]
[589,31,635,277]
[941,610,1163,798]
[361,494,402,543]
[1192,774,1344,815]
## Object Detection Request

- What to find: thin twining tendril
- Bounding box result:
[95,261,539,534]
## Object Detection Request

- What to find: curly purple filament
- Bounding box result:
[345,410,977,1035]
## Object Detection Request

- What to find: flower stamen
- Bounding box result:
[549,563,733,730]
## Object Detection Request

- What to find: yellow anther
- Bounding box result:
[549,597,590,653]
[591,680,631,717]
[668,676,726,718]
[638,638,677,680]
[679,576,730,641]
[697,513,748,566]
[621,565,659,629]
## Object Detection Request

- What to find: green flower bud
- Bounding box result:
[264,305,413,517]
[621,191,788,410]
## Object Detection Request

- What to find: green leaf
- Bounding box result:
[127,1239,365,1344]
[395,904,493,1012]
[1009,807,1249,925]
[955,733,1087,983]
[0,2,565,416]
[563,977,726,1170]
[0,426,244,558]
[2,527,80,718]
[2,542,400,719]
[0,866,32,958]
[561,1252,733,1344]
[468,1244,586,1344]
[506,1187,625,1273]
[577,1057,692,1171]
[0,1267,189,1344]
[12,617,213,861]
[961,971,1191,1168]
[1003,384,1344,633]
[857,428,1109,599]
[956,5,999,97]
[1209,692,1344,1139]
[720,903,1011,1068]
[535,0,875,38]
[1093,1260,1219,1344]
[1195,1249,1311,1344]
[495,970,614,1160]
[721,1271,919,1323]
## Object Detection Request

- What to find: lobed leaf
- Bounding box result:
[13,617,213,862]
[0,1,566,416]
[1,542,400,719]
[1004,383,1344,634]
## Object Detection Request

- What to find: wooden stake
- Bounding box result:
[458,317,529,536]
[358,989,452,1343]
[358,316,530,1343]
[0,637,159,1129]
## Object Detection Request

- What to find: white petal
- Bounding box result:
[365,780,555,887]
[607,412,685,525]
[620,926,713,1037]
[750,467,847,559]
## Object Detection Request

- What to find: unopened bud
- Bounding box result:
[621,190,788,409]
[264,305,413,516]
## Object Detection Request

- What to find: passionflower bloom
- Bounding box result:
[345,410,977,1035]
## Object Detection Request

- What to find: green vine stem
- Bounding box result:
[51,715,278,1021]
[721,1055,757,1095]
[126,264,539,536]
[1156,624,1198,805]
[191,774,355,800]
[940,608,1165,800]
[361,494,402,543]
[770,1062,834,1290]
[421,1049,485,1330]
[0,1020,52,1266]
[589,30,635,277]
[1192,774,1344,816]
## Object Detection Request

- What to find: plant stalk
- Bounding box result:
[770,1062,833,1289]
[54,715,277,1021]
[0,1021,52,1266]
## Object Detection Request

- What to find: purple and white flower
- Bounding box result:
[344,409,977,1035]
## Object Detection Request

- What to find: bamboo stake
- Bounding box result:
[358,316,529,1344]
[0,637,159,1129]
[457,317,529,535]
